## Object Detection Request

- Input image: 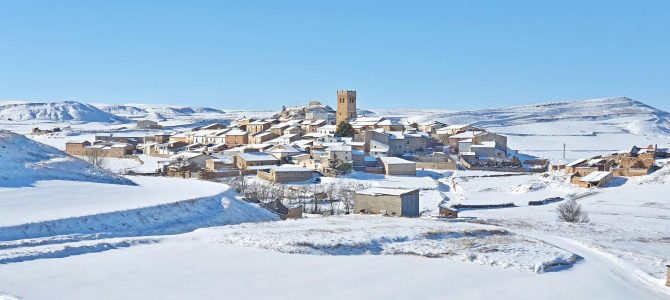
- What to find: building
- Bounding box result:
[575,171,613,188]
[336,90,356,125]
[249,131,278,144]
[247,120,272,134]
[257,166,314,183]
[235,152,280,170]
[225,129,249,147]
[354,187,420,217]
[378,156,416,176]
[260,199,303,220]
[418,120,447,134]
[65,141,134,158]
[136,120,163,129]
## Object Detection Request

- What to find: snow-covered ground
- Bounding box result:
[1,98,670,299]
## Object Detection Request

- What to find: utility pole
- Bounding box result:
[562,143,567,160]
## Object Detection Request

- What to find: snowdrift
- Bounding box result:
[0,189,278,241]
[0,130,133,187]
[0,101,126,122]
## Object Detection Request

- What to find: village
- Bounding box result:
[46,90,668,221]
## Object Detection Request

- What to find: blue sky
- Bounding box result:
[1,0,668,111]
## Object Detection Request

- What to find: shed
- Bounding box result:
[354,187,420,217]
[378,156,416,176]
[579,171,613,188]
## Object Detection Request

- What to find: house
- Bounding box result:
[317,124,337,135]
[450,130,507,153]
[260,199,303,220]
[268,144,303,163]
[327,144,352,164]
[65,141,134,158]
[257,166,314,183]
[136,119,163,129]
[235,152,279,170]
[205,157,235,171]
[154,132,172,143]
[418,120,447,134]
[269,133,300,145]
[225,129,249,147]
[376,119,405,132]
[378,156,416,176]
[270,123,291,136]
[247,120,272,134]
[305,101,336,123]
[249,131,278,144]
[354,187,420,217]
[170,152,212,169]
[307,119,327,133]
[565,159,587,174]
[575,171,613,188]
[169,131,195,144]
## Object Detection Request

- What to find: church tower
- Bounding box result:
[336,90,356,125]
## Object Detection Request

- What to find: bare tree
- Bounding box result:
[86,148,108,170]
[337,182,370,214]
[556,199,589,223]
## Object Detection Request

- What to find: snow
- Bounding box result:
[378,156,414,165]
[580,171,611,182]
[0,130,132,187]
[1,98,670,299]
[0,101,126,123]
[356,187,417,196]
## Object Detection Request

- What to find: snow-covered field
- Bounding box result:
[1,98,670,299]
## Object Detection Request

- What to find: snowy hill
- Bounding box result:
[96,104,225,117]
[0,101,127,123]
[372,97,670,137]
[0,130,133,187]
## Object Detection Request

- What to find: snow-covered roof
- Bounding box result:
[269,165,312,173]
[449,130,485,139]
[237,152,279,162]
[356,187,418,196]
[566,159,587,167]
[378,156,415,165]
[328,144,352,152]
[471,141,496,148]
[580,171,612,183]
[225,129,247,136]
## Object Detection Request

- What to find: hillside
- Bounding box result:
[372,97,670,137]
[0,130,133,187]
[96,104,225,117]
[0,101,127,123]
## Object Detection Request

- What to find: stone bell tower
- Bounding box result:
[336,90,356,125]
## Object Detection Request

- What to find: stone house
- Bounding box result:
[354,187,420,217]
[418,120,447,134]
[235,152,280,170]
[573,171,613,188]
[65,141,134,158]
[378,156,416,176]
[249,131,278,144]
[257,166,314,183]
[225,130,249,147]
[246,120,272,134]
